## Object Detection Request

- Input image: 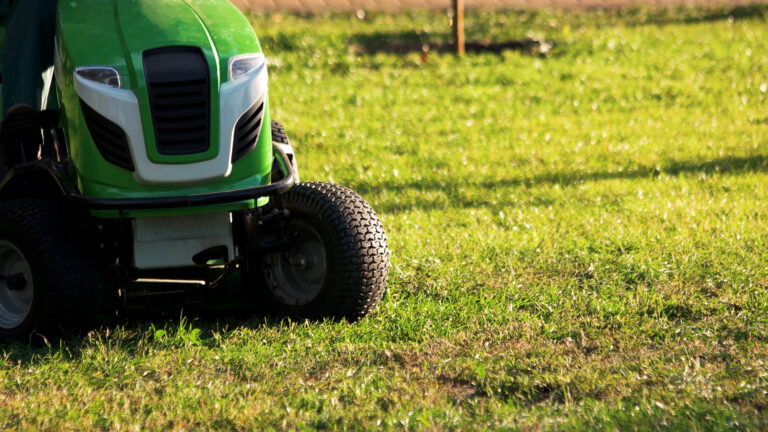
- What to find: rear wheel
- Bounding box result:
[0,240,34,329]
[244,182,389,321]
[0,199,104,339]
[0,104,43,168]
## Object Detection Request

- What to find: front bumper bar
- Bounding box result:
[1,147,297,210]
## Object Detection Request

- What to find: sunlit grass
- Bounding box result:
[3,5,768,430]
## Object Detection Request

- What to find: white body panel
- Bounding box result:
[72,62,267,185]
[132,212,234,270]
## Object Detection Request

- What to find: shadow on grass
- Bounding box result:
[355,154,768,213]
[350,31,553,56]
[0,302,282,365]
[646,4,768,26]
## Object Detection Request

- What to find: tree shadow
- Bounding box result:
[355,154,768,213]
[641,4,768,26]
[350,30,553,56]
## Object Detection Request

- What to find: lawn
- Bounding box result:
[3,4,768,430]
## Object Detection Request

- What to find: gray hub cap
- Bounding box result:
[265,221,327,306]
[0,240,33,329]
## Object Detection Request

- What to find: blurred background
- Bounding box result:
[232,0,765,12]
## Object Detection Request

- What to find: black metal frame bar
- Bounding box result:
[0,149,296,210]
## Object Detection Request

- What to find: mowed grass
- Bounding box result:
[4,5,768,430]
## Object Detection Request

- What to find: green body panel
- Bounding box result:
[54,0,272,218]
[183,0,263,77]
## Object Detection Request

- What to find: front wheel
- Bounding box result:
[244,182,389,321]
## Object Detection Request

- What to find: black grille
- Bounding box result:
[232,100,264,163]
[80,99,134,171]
[143,46,210,156]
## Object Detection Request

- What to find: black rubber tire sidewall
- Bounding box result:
[0,199,104,340]
[245,182,389,321]
[270,120,290,182]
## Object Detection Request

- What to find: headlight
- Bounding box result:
[228,53,266,81]
[75,67,121,88]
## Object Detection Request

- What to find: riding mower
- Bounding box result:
[0,0,389,339]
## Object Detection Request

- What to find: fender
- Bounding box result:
[0,160,76,201]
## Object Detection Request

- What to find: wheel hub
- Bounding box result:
[288,254,308,269]
[4,273,28,291]
[264,221,327,306]
[0,240,33,329]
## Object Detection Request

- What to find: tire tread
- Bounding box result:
[0,199,103,338]
[252,182,389,321]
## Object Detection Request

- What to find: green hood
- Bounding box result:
[58,0,261,89]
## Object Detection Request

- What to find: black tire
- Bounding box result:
[271,120,290,145]
[244,182,389,321]
[0,199,104,339]
[271,120,290,182]
[0,105,43,167]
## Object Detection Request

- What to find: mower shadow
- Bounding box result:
[0,306,286,366]
[355,154,768,213]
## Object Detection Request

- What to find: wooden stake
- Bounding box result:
[452,0,465,55]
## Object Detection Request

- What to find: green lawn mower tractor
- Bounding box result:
[0,0,389,339]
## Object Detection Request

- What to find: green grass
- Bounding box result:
[4,4,768,430]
